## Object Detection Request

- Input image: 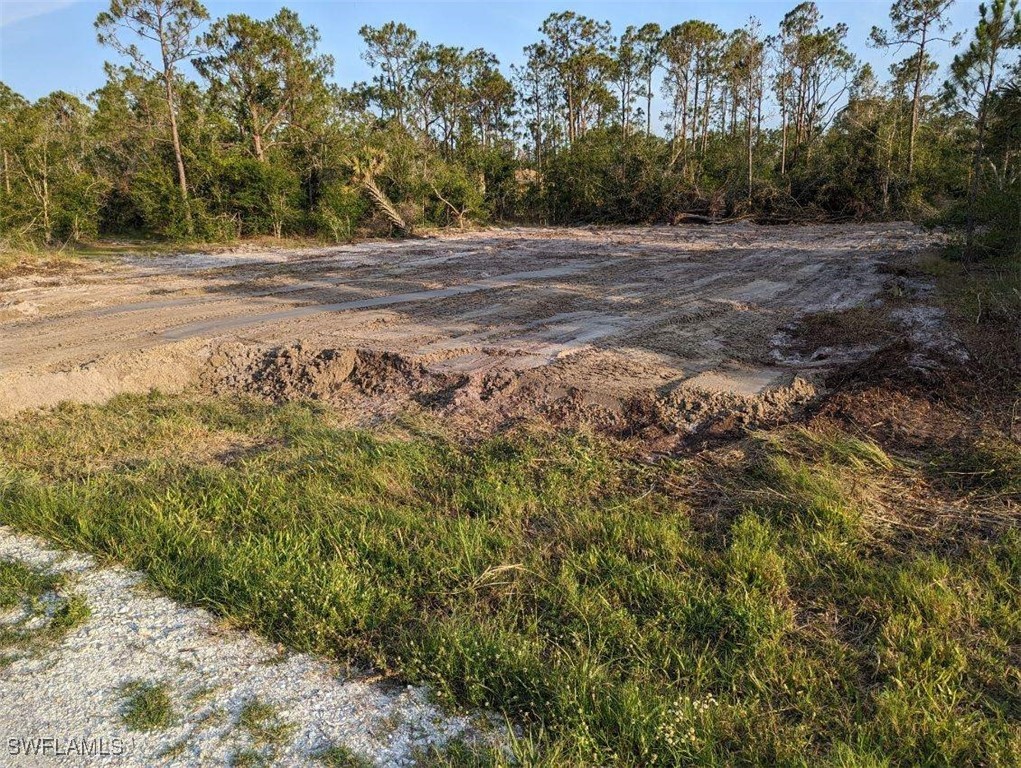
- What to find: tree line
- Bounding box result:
[0,0,1018,257]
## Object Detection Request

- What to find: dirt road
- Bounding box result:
[0,223,937,436]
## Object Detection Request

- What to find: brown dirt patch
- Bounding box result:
[0,224,951,442]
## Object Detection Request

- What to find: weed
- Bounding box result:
[932,435,1021,497]
[0,560,89,666]
[315,743,375,767]
[187,684,218,708]
[120,680,175,731]
[158,739,191,760]
[231,748,269,767]
[237,697,295,749]
[195,706,228,730]
[48,594,90,635]
[412,737,506,767]
[788,306,900,352]
[930,252,1021,390]
[0,561,59,610]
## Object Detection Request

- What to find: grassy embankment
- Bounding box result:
[0,252,1018,765]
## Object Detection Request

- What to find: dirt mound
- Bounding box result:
[207,343,357,400]
[203,340,821,444]
[205,343,475,407]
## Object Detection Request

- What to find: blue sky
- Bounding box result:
[0,0,981,123]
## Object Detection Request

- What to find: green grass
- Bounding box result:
[412,737,510,767]
[119,680,175,731]
[0,249,80,279]
[49,593,91,634]
[0,560,60,611]
[922,251,1021,391]
[231,747,270,767]
[0,239,202,280]
[0,235,353,280]
[931,435,1021,498]
[0,559,90,666]
[0,393,1018,765]
[315,743,375,767]
[158,738,191,760]
[237,697,296,749]
[933,255,1021,329]
[0,241,120,279]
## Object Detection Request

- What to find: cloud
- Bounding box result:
[0,1,78,29]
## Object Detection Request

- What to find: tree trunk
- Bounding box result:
[41,155,50,244]
[621,82,628,139]
[680,92,689,177]
[646,72,653,135]
[700,89,711,158]
[534,76,543,177]
[251,102,265,162]
[746,83,754,200]
[966,74,994,258]
[691,76,700,151]
[160,26,192,236]
[780,102,788,176]
[756,84,763,144]
[908,27,928,181]
[883,134,892,214]
[794,73,807,159]
[165,79,192,234]
[566,82,575,143]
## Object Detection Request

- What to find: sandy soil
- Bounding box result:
[0,223,938,437]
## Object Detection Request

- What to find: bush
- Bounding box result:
[313,180,368,242]
[207,155,303,237]
[541,129,673,223]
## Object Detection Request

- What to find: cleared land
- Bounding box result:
[1,226,1017,766]
[0,223,936,438]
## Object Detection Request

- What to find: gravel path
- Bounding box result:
[0,527,496,766]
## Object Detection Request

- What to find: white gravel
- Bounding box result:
[0,527,497,767]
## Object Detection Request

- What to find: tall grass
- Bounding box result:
[0,394,1018,765]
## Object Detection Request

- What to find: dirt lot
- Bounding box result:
[0,223,941,439]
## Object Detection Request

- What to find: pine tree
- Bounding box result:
[871,0,958,181]
[945,0,1021,254]
[95,0,208,235]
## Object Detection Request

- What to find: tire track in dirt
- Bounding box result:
[161,263,600,341]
